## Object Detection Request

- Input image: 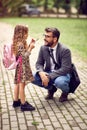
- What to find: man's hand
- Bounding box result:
[39,72,50,87]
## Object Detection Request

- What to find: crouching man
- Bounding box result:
[32,27,72,102]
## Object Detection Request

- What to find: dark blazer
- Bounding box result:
[36,43,72,80]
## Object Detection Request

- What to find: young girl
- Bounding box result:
[12,25,35,111]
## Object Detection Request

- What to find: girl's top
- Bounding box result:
[14,44,34,84]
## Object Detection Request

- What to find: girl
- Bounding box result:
[12,25,35,111]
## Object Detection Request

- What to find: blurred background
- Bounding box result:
[0,0,87,18]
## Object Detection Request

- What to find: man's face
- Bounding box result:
[44,32,55,47]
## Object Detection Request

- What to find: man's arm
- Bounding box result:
[35,46,50,87]
[36,46,45,72]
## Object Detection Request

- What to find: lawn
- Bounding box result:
[0,17,87,61]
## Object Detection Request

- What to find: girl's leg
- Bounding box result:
[19,82,25,104]
[13,84,19,101]
[19,82,35,111]
[13,84,21,107]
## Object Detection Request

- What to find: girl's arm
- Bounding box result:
[28,42,35,53]
[25,39,35,56]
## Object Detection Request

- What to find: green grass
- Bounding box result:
[32,121,39,126]
[0,17,87,61]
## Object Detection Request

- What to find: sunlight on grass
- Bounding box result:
[0,17,87,61]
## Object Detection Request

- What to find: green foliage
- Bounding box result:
[47,0,54,8]
[0,106,2,112]
[2,80,5,86]
[0,0,24,16]
[54,0,63,8]
[0,0,86,16]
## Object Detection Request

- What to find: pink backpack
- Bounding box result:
[2,44,19,70]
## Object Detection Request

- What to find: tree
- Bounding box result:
[79,0,87,14]
[0,0,8,16]
[53,0,61,13]
[0,0,25,16]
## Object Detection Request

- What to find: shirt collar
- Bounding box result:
[49,44,58,51]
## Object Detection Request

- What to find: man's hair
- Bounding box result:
[45,27,60,40]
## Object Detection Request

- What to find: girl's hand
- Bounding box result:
[31,38,35,43]
[26,38,35,53]
[29,38,35,50]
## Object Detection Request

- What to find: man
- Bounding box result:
[32,27,72,102]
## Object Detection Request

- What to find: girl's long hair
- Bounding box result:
[12,25,28,55]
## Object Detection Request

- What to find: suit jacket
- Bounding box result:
[36,43,72,80]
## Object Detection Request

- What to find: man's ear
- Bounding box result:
[54,37,57,42]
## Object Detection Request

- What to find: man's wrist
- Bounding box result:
[46,74,51,80]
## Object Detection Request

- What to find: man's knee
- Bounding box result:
[54,76,70,92]
[55,78,65,87]
[54,75,70,86]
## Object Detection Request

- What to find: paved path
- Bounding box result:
[0,23,87,130]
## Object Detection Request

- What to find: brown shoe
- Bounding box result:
[45,86,57,100]
[59,92,68,102]
[45,91,54,100]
